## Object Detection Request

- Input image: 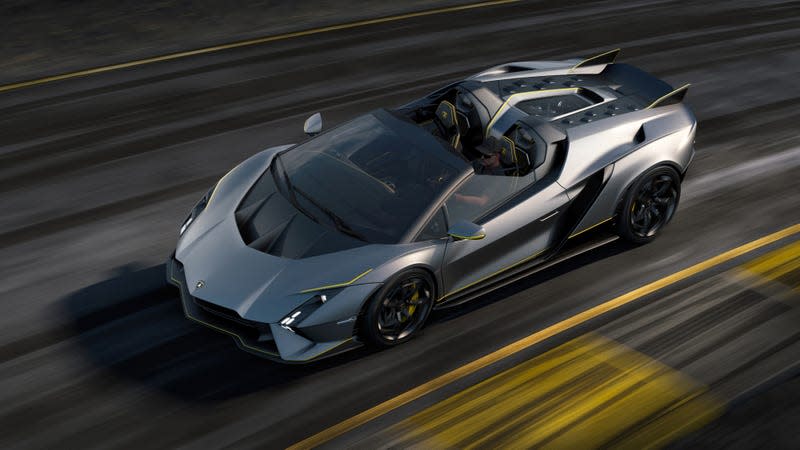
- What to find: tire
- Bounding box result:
[360,269,435,348]
[616,165,681,244]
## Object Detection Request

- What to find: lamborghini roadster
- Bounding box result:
[166,49,696,362]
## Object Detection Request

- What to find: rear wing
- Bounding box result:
[646,83,691,109]
[571,50,691,108]
[569,48,621,72]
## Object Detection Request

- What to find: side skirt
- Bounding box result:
[434,232,618,309]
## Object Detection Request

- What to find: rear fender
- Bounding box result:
[572,129,693,233]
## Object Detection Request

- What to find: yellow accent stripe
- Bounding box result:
[0,0,521,94]
[485,87,580,137]
[500,136,522,188]
[647,83,691,109]
[568,216,614,239]
[287,223,800,449]
[387,333,722,448]
[205,167,235,207]
[501,135,517,164]
[448,233,486,241]
[299,268,373,294]
[569,47,621,72]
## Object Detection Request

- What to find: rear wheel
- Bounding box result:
[361,269,435,347]
[617,166,681,244]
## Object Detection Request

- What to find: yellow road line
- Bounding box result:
[742,240,800,282]
[737,240,800,297]
[393,335,631,448]
[340,333,722,448]
[287,223,800,449]
[395,337,615,443]
[429,336,660,449]
[522,337,720,449]
[477,335,716,449]
[0,0,520,94]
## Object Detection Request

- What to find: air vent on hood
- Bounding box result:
[234,167,366,259]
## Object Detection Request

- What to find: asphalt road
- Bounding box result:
[1,0,799,448]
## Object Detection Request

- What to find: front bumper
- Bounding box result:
[166,255,361,363]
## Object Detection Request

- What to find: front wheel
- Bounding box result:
[361,269,435,347]
[616,166,681,244]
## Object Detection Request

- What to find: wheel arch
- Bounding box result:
[614,163,682,244]
[353,263,439,340]
[613,161,682,215]
[570,145,686,235]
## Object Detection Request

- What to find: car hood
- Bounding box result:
[174,146,403,323]
[233,162,368,259]
[178,215,401,323]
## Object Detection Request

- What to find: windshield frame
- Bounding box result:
[402,167,472,243]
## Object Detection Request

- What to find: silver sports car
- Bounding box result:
[167,49,696,363]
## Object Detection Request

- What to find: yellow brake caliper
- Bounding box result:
[400,288,419,323]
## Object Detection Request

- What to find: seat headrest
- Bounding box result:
[499,136,516,166]
[435,101,458,130]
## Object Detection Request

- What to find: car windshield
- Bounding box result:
[276,109,468,243]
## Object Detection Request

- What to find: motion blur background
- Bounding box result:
[1,0,799,448]
[1,0,475,84]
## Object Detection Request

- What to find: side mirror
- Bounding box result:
[447,220,486,241]
[303,112,323,136]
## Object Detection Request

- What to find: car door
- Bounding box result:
[438,174,570,303]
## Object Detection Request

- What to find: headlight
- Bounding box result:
[178,183,217,236]
[179,215,194,236]
[279,294,331,332]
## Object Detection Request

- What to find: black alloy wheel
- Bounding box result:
[617,166,681,244]
[362,269,435,347]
